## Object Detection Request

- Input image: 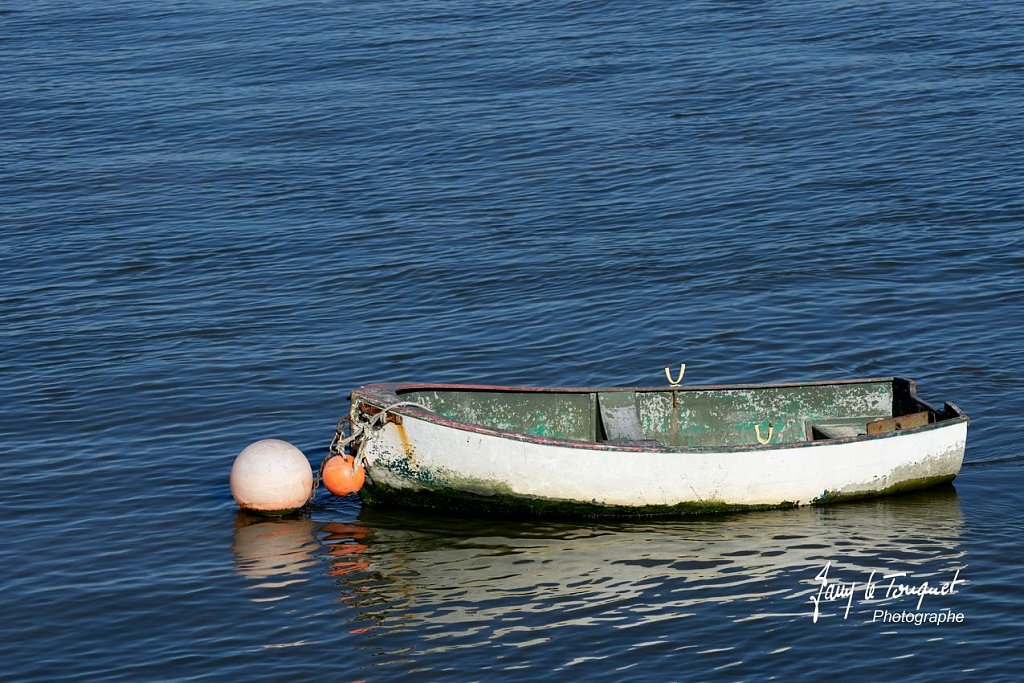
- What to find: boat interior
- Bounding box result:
[394,378,956,448]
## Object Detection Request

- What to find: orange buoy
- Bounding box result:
[322,454,366,496]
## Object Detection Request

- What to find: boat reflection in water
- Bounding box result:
[232,487,965,665]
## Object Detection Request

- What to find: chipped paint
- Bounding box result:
[344,378,968,517]
[638,382,893,447]
[408,389,596,441]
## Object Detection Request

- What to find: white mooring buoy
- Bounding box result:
[230,439,312,515]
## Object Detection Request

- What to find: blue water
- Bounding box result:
[3,1,1023,679]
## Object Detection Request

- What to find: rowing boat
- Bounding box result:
[342,377,968,517]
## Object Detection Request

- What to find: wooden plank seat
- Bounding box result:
[808,411,931,440]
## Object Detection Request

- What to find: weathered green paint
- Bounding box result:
[811,474,958,505]
[349,378,965,518]
[405,390,597,441]
[402,381,900,448]
[637,382,894,447]
[360,481,799,520]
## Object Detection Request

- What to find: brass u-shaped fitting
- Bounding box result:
[665,364,686,386]
[755,423,774,445]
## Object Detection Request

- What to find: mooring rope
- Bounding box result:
[306,400,432,507]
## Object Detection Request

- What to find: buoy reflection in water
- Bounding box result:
[231,513,319,585]
[322,522,370,577]
[324,488,964,637]
[230,487,966,670]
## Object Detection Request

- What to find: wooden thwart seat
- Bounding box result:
[867,411,931,434]
[808,411,932,440]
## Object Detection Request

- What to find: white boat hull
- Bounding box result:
[356,409,966,514]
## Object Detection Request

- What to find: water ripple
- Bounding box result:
[2,0,1023,679]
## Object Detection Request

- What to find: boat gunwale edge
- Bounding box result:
[348,377,969,454]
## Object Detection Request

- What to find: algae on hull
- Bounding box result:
[348,378,968,519]
[360,481,799,520]
[811,474,958,505]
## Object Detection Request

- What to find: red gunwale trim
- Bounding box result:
[348,377,968,454]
